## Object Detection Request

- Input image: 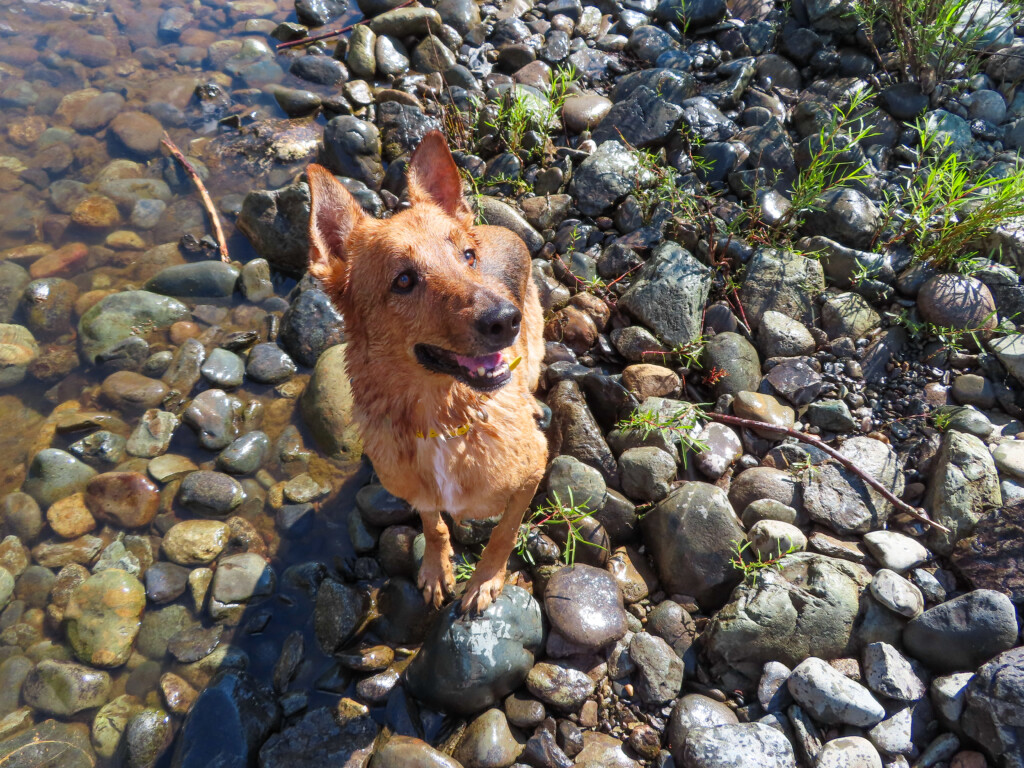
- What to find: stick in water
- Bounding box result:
[160,133,230,264]
[706,412,951,534]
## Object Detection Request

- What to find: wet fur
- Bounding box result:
[306,132,548,614]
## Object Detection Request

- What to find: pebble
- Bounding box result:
[862,531,929,572]
[84,472,159,528]
[246,343,297,383]
[211,552,275,604]
[22,449,97,507]
[177,470,245,516]
[870,569,925,618]
[525,662,596,711]
[46,493,96,539]
[862,642,927,701]
[22,658,111,715]
[903,589,1019,672]
[201,348,245,389]
[815,736,882,768]
[161,520,230,565]
[64,569,146,667]
[681,722,798,768]
[667,693,738,753]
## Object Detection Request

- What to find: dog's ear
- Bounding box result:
[407,130,474,226]
[306,164,364,290]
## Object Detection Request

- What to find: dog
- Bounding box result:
[305,131,548,614]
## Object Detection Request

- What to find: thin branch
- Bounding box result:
[160,133,230,263]
[707,412,951,533]
[275,0,415,51]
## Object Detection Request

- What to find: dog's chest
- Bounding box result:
[415,438,466,513]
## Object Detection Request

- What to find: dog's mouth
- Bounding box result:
[414,344,514,392]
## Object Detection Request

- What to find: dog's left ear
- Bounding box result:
[407,131,474,226]
[306,163,364,293]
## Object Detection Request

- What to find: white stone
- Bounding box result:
[788,657,886,727]
[869,569,924,618]
[862,531,929,573]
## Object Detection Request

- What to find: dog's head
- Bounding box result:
[306,131,522,393]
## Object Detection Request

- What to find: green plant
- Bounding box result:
[874,124,1024,271]
[517,489,605,566]
[640,333,709,369]
[454,553,478,582]
[483,64,578,161]
[895,309,997,354]
[852,0,1020,92]
[932,410,955,431]
[616,402,710,466]
[775,88,878,232]
[729,539,801,581]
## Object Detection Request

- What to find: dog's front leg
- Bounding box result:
[460,470,544,615]
[417,509,456,609]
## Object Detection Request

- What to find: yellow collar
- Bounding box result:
[415,356,521,440]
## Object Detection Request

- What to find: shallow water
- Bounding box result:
[0,0,386,752]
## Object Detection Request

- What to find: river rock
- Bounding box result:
[570,140,645,216]
[178,471,245,516]
[259,706,378,768]
[740,248,824,330]
[22,660,112,716]
[161,520,230,565]
[961,646,1024,764]
[84,472,159,528]
[23,448,97,507]
[320,116,384,189]
[64,569,146,667]
[903,589,1018,672]
[278,287,345,368]
[171,671,279,768]
[642,482,744,609]
[144,262,239,298]
[704,553,871,686]
[787,657,885,727]
[544,564,627,649]
[525,662,596,711]
[237,182,311,274]
[917,273,998,333]
[0,719,97,767]
[703,332,762,397]
[803,436,905,535]
[925,430,1001,555]
[405,585,543,714]
[618,242,710,348]
[369,735,460,768]
[78,291,188,364]
[452,708,522,768]
[301,344,362,461]
[682,723,797,768]
[183,389,241,451]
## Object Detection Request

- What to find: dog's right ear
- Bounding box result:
[306,164,364,290]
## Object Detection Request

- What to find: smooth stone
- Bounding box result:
[917,273,998,333]
[629,631,684,705]
[405,585,543,714]
[452,708,522,768]
[177,471,245,516]
[544,564,627,649]
[78,291,188,364]
[127,410,179,458]
[84,471,159,528]
[145,262,239,298]
[862,531,929,572]
[144,562,189,603]
[211,552,275,603]
[815,737,882,768]
[681,723,797,768]
[183,389,241,451]
[748,519,807,559]
[961,646,1024,763]
[787,657,885,727]
[161,520,230,565]
[246,343,297,384]
[925,430,1001,556]
[368,735,459,768]
[870,569,924,618]
[23,449,97,507]
[313,579,368,654]
[64,569,146,668]
[525,662,596,711]
[22,660,112,716]
[862,642,927,701]
[278,287,345,368]
[201,348,245,389]
[217,431,269,474]
[903,589,1018,672]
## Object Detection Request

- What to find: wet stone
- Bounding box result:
[526,662,596,711]
[23,449,97,507]
[84,471,159,528]
[246,343,297,384]
[212,552,275,603]
[69,431,126,467]
[217,431,269,475]
[137,604,191,659]
[183,389,241,451]
[22,658,112,716]
[168,624,223,663]
[544,564,627,650]
[200,348,245,388]
[178,470,245,516]
[314,579,367,654]
[64,568,146,668]
[46,493,96,539]
[406,585,542,714]
[162,520,231,565]
[145,562,189,603]
[126,409,179,458]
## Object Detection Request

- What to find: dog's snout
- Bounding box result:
[475,302,521,347]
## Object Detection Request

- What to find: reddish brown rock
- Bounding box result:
[622,364,680,399]
[544,306,598,355]
[951,501,1024,605]
[46,492,97,539]
[71,196,120,229]
[29,243,88,280]
[100,371,169,411]
[109,112,164,157]
[84,472,160,528]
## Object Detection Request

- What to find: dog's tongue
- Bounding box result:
[455,351,503,372]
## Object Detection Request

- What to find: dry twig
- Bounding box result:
[160,133,230,263]
[707,412,950,533]
[275,0,415,50]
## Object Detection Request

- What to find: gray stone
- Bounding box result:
[177,471,245,516]
[788,657,885,727]
[925,430,1001,555]
[702,332,761,397]
[642,482,744,610]
[544,564,626,650]
[320,117,384,190]
[570,140,648,217]
[682,723,797,768]
[405,585,543,714]
[862,642,927,701]
[629,631,683,705]
[961,646,1024,764]
[183,389,241,451]
[144,262,239,298]
[236,182,311,275]
[78,291,188,364]
[862,531,929,572]
[814,737,882,768]
[22,449,96,507]
[740,248,824,330]
[704,553,871,685]
[821,292,881,340]
[301,344,362,461]
[903,589,1018,672]
[201,348,244,389]
[758,310,816,358]
[870,569,924,619]
[22,659,111,716]
[525,662,595,711]
[803,436,904,535]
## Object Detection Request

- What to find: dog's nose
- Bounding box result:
[475,302,521,347]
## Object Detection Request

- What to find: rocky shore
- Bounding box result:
[0,0,1024,764]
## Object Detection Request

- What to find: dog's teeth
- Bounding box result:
[477,366,486,376]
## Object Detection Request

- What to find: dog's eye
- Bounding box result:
[391,270,418,294]
[464,248,477,267]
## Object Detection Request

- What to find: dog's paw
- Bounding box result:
[458,568,506,616]
[417,560,455,609]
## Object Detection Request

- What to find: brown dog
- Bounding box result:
[305,131,548,614]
